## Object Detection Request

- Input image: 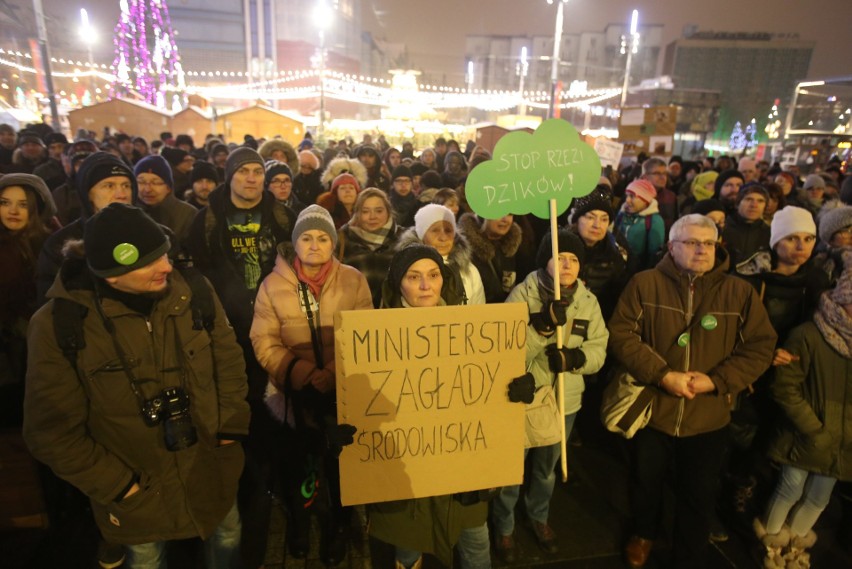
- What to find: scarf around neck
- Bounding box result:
[814,291,852,358]
[536,268,578,308]
[349,218,394,251]
[294,257,333,299]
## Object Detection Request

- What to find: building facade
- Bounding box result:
[662,30,814,142]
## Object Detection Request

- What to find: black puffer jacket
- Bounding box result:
[578,231,630,321]
[722,213,771,269]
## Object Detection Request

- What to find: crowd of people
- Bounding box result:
[1,121,851,569]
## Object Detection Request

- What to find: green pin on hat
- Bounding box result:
[701,314,718,330]
[113,242,140,266]
[677,332,690,348]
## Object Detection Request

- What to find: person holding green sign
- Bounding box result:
[493,230,609,561]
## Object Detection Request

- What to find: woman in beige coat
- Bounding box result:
[251,204,372,565]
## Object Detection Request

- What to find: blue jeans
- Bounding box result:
[124,500,241,569]
[492,413,576,536]
[765,464,837,537]
[395,522,491,569]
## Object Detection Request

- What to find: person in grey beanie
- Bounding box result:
[814,205,852,286]
[250,203,371,565]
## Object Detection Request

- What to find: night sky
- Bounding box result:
[34,0,851,84]
[362,0,850,83]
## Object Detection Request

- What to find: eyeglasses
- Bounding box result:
[137,180,166,188]
[674,240,717,249]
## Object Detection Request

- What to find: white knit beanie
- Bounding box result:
[770,206,816,249]
[414,204,456,240]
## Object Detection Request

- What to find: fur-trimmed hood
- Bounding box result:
[258,139,299,173]
[396,226,474,270]
[457,212,522,263]
[320,156,368,190]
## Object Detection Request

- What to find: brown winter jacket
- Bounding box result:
[23,258,249,544]
[250,243,372,393]
[608,250,777,437]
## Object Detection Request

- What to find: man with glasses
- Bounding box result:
[135,155,198,251]
[609,214,776,569]
[187,147,294,569]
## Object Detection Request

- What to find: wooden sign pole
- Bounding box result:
[548,199,568,483]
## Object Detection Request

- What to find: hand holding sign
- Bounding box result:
[465,119,602,220]
[465,119,601,484]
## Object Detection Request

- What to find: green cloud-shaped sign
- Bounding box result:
[466,119,602,219]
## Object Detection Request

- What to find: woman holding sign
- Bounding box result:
[250,205,373,565]
[396,204,486,305]
[370,244,489,569]
[492,230,608,562]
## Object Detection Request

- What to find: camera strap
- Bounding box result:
[297,281,324,369]
[90,285,154,420]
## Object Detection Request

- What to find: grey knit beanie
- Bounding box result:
[292,204,338,247]
[818,206,852,245]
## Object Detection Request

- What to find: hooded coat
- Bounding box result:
[23,251,249,545]
[258,139,299,174]
[457,213,522,303]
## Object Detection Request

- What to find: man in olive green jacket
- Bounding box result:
[609,214,776,569]
[24,204,249,567]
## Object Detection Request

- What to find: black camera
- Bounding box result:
[141,387,198,451]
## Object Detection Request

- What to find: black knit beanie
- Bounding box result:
[160,146,188,168]
[388,244,445,293]
[264,160,293,189]
[84,203,170,278]
[392,164,413,181]
[76,152,137,216]
[225,147,264,185]
[536,229,586,270]
[713,169,745,199]
[190,160,219,185]
[570,185,615,223]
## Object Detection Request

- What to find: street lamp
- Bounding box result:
[516,46,529,116]
[619,9,640,109]
[79,8,97,100]
[546,0,568,119]
[313,0,332,140]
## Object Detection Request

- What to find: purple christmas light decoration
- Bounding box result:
[111,0,183,108]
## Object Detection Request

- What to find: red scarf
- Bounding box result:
[294,257,333,299]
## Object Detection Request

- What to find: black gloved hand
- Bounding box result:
[508,372,536,404]
[326,423,357,458]
[529,299,570,335]
[545,345,586,373]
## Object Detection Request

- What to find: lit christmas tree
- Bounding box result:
[745,119,758,149]
[729,121,746,151]
[112,0,186,108]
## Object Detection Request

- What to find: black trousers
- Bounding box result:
[631,426,727,569]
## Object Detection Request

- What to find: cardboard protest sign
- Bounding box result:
[465,119,602,220]
[335,303,527,506]
[593,138,625,169]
